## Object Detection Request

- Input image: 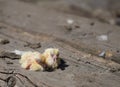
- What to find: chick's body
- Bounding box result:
[19,52,44,71]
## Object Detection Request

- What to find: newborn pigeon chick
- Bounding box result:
[19,48,60,71]
[41,48,60,70]
[19,51,44,71]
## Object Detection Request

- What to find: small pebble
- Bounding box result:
[75,25,80,28]
[77,58,81,61]
[27,14,31,18]
[67,19,74,25]
[96,35,108,41]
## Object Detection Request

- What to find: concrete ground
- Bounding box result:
[0,0,120,87]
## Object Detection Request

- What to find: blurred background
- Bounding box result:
[0,0,120,61]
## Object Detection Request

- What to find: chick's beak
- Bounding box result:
[53,54,59,61]
[53,55,57,60]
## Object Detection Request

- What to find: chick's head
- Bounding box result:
[43,48,59,68]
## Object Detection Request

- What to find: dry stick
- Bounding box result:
[0,78,6,82]
[0,55,20,60]
[0,71,38,87]
[15,75,25,85]
[14,73,38,87]
[0,71,14,74]
[15,73,52,87]
[6,76,16,87]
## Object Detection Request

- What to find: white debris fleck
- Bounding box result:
[97,35,108,41]
[67,19,74,25]
[11,50,26,55]
[14,85,18,87]
[99,51,105,57]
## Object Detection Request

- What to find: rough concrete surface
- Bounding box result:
[0,0,120,87]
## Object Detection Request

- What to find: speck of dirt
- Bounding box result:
[75,65,79,67]
[19,0,39,3]
[0,26,7,29]
[67,27,73,31]
[82,33,87,37]
[116,50,119,53]
[6,61,13,65]
[109,67,120,73]
[85,61,91,64]
[7,15,11,18]
[75,25,80,28]
[24,42,41,49]
[115,12,120,26]
[64,25,73,32]
[116,18,120,26]
[116,13,120,18]
[77,58,81,61]
[90,22,95,26]
[27,14,31,18]
[0,39,10,45]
